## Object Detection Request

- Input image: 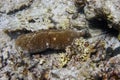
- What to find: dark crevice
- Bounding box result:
[28,19,36,23]
[105,46,120,60]
[7,0,34,15]
[49,17,58,25]
[30,49,65,56]
[88,17,119,37]
[0,11,6,14]
[4,28,32,39]
[74,0,86,14]
[72,12,78,19]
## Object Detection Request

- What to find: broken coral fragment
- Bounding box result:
[59,53,70,67]
[66,37,96,61]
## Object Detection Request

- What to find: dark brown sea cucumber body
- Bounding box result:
[15,29,88,53]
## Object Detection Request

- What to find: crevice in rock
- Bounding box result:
[4,28,32,39]
[28,19,36,23]
[74,0,86,14]
[88,17,119,37]
[0,11,6,14]
[7,0,34,15]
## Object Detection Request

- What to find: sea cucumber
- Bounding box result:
[15,29,89,54]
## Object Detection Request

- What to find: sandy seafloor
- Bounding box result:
[0,0,120,80]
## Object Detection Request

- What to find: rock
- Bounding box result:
[0,0,87,31]
[0,0,33,14]
[84,0,120,35]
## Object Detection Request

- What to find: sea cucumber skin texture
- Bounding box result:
[15,30,84,53]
